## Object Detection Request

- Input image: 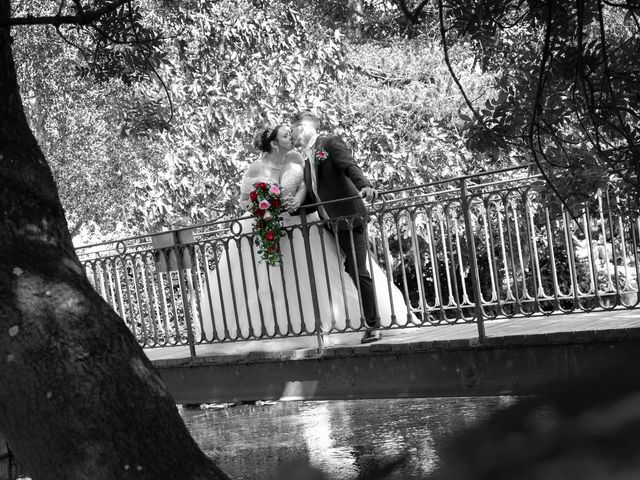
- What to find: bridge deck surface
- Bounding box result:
[145,309,640,364]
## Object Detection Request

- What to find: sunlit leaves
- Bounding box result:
[15,0,516,241]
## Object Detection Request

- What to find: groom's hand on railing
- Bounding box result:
[360,186,379,203]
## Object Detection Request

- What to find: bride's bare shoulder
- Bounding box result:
[244,158,264,177]
[285,151,304,166]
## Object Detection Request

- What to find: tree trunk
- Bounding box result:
[0,2,229,479]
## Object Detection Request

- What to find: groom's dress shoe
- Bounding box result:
[361,329,382,344]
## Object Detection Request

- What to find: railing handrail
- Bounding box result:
[75,163,535,252]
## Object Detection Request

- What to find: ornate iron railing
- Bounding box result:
[76,166,639,353]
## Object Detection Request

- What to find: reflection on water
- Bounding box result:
[181,397,515,479]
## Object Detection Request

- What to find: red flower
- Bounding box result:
[249,190,257,201]
[265,231,275,241]
[314,148,329,165]
[254,208,265,217]
[255,182,267,189]
[271,198,281,209]
[266,245,277,254]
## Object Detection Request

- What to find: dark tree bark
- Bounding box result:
[0,2,229,479]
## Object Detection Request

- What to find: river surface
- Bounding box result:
[181,397,516,479]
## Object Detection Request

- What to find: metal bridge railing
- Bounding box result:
[76,166,639,353]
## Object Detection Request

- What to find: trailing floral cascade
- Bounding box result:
[249,182,284,266]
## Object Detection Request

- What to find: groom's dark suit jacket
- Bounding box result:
[303,135,371,229]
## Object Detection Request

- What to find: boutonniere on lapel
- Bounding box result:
[313,147,329,166]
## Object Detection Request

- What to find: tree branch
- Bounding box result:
[69,218,85,238]
[0,0,130,27]
[411,0,431,23]
[392,0,432,25]
[126,2,174,124]
[393,0,414,23]
[527,0,578,216]
[55,25,91,60]
[437,0,483,123]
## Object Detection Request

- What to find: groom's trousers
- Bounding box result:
[336,225,379,328]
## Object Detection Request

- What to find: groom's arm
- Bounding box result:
[326,136,371,190]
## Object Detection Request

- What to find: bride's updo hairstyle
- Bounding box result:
[253,125,282,153]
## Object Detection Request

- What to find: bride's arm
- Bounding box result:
[291,179,307,210]
[239,161,263,211]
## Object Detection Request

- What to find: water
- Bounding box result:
[181,397,516,479]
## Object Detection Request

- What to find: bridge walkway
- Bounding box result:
[145,309,640,363]
[145,310,640,403]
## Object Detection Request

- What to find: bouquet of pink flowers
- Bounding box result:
[249,181,284,266]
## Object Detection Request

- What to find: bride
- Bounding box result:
[198,125,413,342]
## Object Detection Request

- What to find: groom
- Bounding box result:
[291,111,381,344]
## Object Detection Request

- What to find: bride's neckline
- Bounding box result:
[261,155,284,170]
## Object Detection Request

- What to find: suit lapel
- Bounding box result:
[312,136,326,174]
[312,136,325,158]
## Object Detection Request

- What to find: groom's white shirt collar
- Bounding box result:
[306,133,319,150]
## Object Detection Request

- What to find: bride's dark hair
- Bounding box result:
[253,125,282,153]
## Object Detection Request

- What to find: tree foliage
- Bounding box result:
[434,0,640,211]
[14,0,503,241]
[12,0,167,239]
[13,0,639,236]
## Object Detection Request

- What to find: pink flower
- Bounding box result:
[263,210,272,220]
[314,148,329,165]
[269,184,281,195]
[259,200,270,210]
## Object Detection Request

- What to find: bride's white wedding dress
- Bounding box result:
[198,160,413,341]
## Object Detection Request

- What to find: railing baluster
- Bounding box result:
[444,204,463,321]
[276,231,294,337]
[317,224,338,332]
[427,208,445,323]
[141,252,160,346]
[482,198,499,310]
[300,210,324,353]
[562,210,581,311]
[504,196,522,314]
[543,206,561,312]
[605,188,621,307]
[393,212,415,323]
[163,251,183,345]
[362,217,382,329]
[122,255,139,342]
[378,211,401,327]
[286,226,311,335]
[172,234,196,358]
[408,208,429,323]
[235,234,256,339]
[460,179,485,342]
[198,242,220,342]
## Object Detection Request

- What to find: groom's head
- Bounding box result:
[291,111,320,148]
